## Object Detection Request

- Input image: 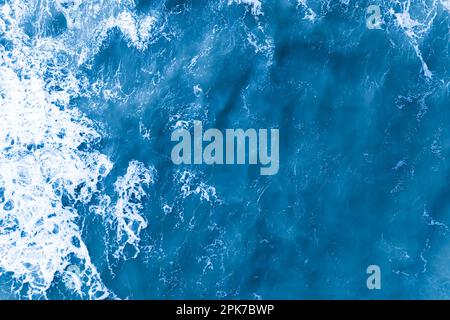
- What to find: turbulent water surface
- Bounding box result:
[0,0,449,299]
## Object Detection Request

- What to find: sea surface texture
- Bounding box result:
[0,0,449,299]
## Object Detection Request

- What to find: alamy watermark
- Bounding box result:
[366,265,381,290]
[171,121,279,176]
[366,5,383,29]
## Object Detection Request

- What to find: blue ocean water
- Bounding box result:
[0,0,449,299]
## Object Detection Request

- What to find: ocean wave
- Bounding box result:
[0,0,155,299]
[109,161,155,261]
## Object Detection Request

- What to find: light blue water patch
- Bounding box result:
[0,0,449,299]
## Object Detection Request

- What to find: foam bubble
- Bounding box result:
[108,161,155,260]
[441,0,450,11]
[228,0,263,16]
[176,170,220,203]
[389,0,437,79]
[297,0,317,22]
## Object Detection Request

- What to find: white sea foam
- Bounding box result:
[0,0,157,299]
[89,161,155,264]
[297,0,317,22]
[441,0,450,11]
[0,1,114,298]
[97,11,157,52]
[228,0,263,16]
[176,170,219,203]
[53,0,159,66]
[246,31,275,59]
[226,0,274,62]
[389,0,437,79]
[109,161,155,260]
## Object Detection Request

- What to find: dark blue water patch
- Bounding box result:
[43,11,67,37]
[77,142,91,152]
[135,0,165,13]
[61,190,75,208]
[71,236,81,248]
[0,37,13,52]
[22,5,67,38]
[26,143,44,151]
[0,187,5,203]
[0,215,18,235]
[3,199,14,211]
[0,272,18,299]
